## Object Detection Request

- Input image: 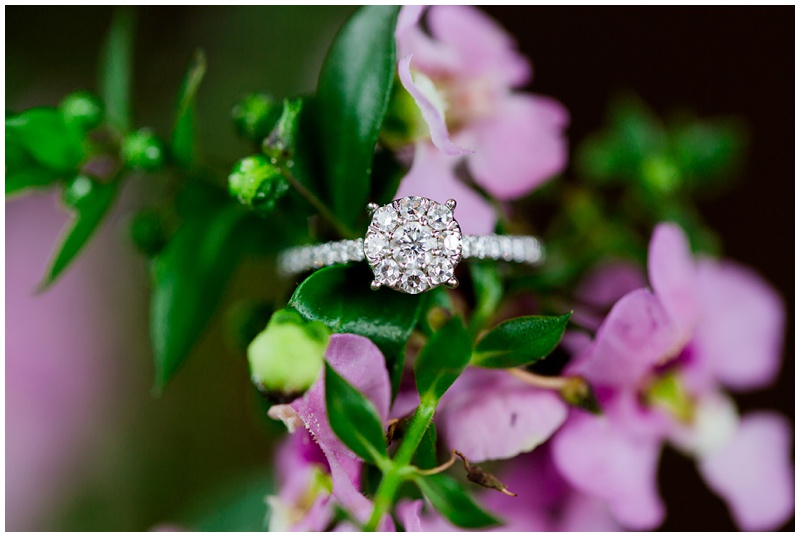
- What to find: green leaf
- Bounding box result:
[151,200,249,391]
[315,5,400,228]
[171,50,207,169]
[5,164,60,196]
[288,264,424,396]
[670,117,747,182]
[324,362,389,465]
[472,313,571,369]
[6,108,84,172]
[39,177,121,289]
[412,422,438,471]
[468,262,503,335]
[414,316,472,403]
[99,7,135,132]
[415,474,500,529]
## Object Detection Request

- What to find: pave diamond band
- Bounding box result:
[277,196,544,294]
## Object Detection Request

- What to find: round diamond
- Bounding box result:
[398,268,427,294]
[395,196,428,220]
[375,259,400,284]
[426,257,454,285]
[373,206,398,231]
[426,203,453,230]
[366,196,462,294]
[364,232,389,260]
[391,222,436,267]
[443,229,462,256]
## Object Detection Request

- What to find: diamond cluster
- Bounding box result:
[364,196,462,294]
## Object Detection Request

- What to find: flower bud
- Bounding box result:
[232,93,281,143]
[121,129,165,171]
[60,91,104,132]
[228,155,289,213]
[129,209,169,257]
[61,174,96,210]
[263,98,303,160]
[248,309,330,402]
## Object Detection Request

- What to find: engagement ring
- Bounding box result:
[278,196,544,294]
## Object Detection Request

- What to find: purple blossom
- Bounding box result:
[553,222,792,530]
[394,6,568,233]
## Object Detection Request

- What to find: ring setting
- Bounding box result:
[278,195,544,295]
[364,196,461,294]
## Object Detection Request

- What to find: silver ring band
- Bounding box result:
[278,234,544,276]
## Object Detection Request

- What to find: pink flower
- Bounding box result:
[267,333,394,531]
[394,6,569,234]
[552,223,792,530]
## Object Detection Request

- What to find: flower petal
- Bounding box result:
[426,5,531,87]
[558,493,621,532]
[465,95,569,200]
[398,55,473,156]
[572,261,647,331]
[698,412,794,531]
[568,289,679,389]
[692,259,785,391]
[647,223,698,348]
[395,5,425,38]
[396,142,496,235]
[437,368,568,462]
[551,408,665,530]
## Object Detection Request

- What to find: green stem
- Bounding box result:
[363,402,436,531]
[278,166,359,239]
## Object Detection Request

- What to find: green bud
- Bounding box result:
[121,129,165,171]
[232,93,281,142]
[248,309,330,402]
[263,98,303,160]
[129,208,169,257]
[60,91,104,132]
[228,155,289,213]
[641,154,681,195]
[61,175,96,210]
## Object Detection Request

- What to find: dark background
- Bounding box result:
[6,6,794,531]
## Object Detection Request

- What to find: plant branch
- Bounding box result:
[278,165,359,239]
[364,402,436,531]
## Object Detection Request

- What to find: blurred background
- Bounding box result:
[5,6,793,531]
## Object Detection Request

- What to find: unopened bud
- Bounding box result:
[263,98,303,160]
[248,309,330,402]
[232,93,281,143]
[61,175,96,210]
[228,155,289,214]
[121,128,165,171]
[129,208,169,257]
[60,91,104,132]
